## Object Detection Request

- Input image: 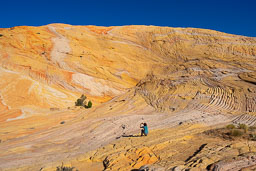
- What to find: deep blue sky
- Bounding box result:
[1,0,255,37]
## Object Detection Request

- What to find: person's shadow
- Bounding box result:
[115,134,141,139]
[122,134,141,137]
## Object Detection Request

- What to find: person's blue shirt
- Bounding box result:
[144,126,148,134]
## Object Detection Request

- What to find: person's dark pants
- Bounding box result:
[141,129,148,136]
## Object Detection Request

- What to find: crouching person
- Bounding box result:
[140,123,148,136]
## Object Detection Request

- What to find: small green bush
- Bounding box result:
[238,123,247,129]
[80,94,86,101]
[56,163,77,171]
[249,126,256,131]
[75,98,83,106]
[86,101,92,108]
[238,124,248,133]
[75,95,92,109]
[230,129,244,137]
[226,124,236,129]
[75,94,87,106]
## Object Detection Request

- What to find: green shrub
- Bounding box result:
[75,98,83,106]
[75,95,92,109]
[56,163,77,171]
[86,101,92,108]
[75,94,86,106]
[0,34,3,37]
[252,134,256,141]
[230,129,244,136]
[238,123,247,129]
[80,94,86,101]
[249,126,256,131]
[238,124,248,133]
[226,124,236,129]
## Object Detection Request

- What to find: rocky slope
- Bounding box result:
[0,24,256,170]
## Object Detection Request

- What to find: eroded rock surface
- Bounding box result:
[0,24,256,170]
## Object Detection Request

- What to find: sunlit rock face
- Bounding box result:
[0,24,256,171]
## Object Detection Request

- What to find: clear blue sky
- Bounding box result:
[1,0,255,37]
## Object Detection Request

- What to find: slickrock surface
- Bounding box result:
[0,24,256,170]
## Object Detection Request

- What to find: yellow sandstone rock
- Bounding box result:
[0,24,256,170]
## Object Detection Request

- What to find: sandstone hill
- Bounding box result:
[0,24,256,171]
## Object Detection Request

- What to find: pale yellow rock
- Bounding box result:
[239,146,250,154]
[250,146,256,153]
[231,142,247,149]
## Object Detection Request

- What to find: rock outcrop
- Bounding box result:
[0,24,256,170]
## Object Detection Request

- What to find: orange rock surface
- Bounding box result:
[0,24,256,170]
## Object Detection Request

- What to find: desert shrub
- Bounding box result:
[226,124,236,129]
[75,95,92,109]
[249,126,256,131]
[238,124,247,129]
[75,98,83,106]
[50,108,59,111]
[0,34,3,37]
[238,124,248,133]
[86,100,92,108]
[56,163,77,171]
[80,94,86,101]
[252,134,256,141]
[75,94,86,106]
[230,129,244,137]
